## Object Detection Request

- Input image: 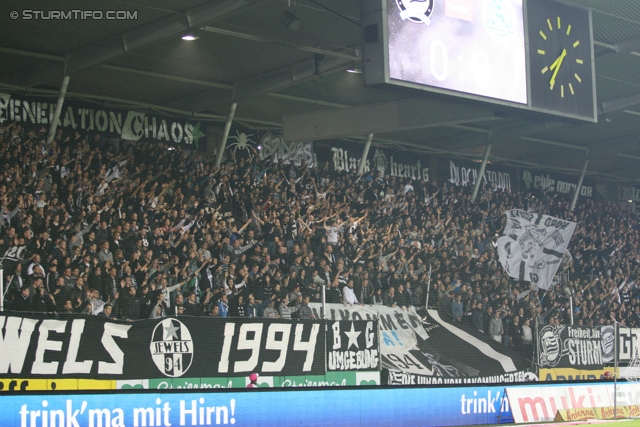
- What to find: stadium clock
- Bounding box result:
[527,0,596,121]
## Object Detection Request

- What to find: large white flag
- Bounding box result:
[497,210,576,290]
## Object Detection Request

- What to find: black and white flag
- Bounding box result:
[497,210,576,290]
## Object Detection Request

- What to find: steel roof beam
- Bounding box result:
[437,120,563,151]
[166,55,352,111]
[0,82,283,127]
[523,133,640,168]
[594,35,640,58]
[284,98,496,141]
[200,26,360,61]
[598,92,640,116]
[0,47,353,110]
[6,0,268,88]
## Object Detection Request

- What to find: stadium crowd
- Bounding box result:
[2,121,640,351]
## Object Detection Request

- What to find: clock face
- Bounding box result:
[527,0,596,121]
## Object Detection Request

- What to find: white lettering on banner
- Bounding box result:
[388,370,535,386]
[522,170,593,197]
[366,321,375,348]
[32,320,66,375]
[331,147,429,181]
[262,323,291,373]
[618,327,640,361]
[332,322,342,349]
[327,321,379,370]
[0,92,206,148]
[19,400,90,427]
[99,323,132,375]
[313,304,521,380]
[311,303,431,375]
[0,316,38,373]
[449,161,511,191]
[565,339,602,366]
[460,390,509,415]
[62,320,93,374]
[179,399,236,426]
[0,316,131,376]
[216,323,319,374]
[259,133,315,167]
[327,350,379,370]
[332,147,370,173]
[18,398,237,427]
[537,325,612,368]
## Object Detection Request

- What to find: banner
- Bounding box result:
[117,371,380,390]
[538,368,616,381]
[310,304,531,383]
[537,324,613,370]
[619,186,640,203]
[497,209,576,289]
[554,408,597,422]
[507,383,640,423]
[0,384,516,427]
[258,132,315,167]
[318,141,430,181]
[618,327,640,363]
[387,370,534,386]
[520,168,594,198]
[0,92,207,150]
[326,321,380,371]
[0,372,380,392]
[445,159,515,192]
[0,315,324,379]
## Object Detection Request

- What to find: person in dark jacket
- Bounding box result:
[11,286,32,313]
[52,277,72,308]
[99,304,117,320]
[509,316,524,349]
[32,287,52,313]
[137,285,155,319]
[383,286,397,308]
[395,284,412,309]
[471,300,484,333]
[119,285,141,320]
[183,291,199,316]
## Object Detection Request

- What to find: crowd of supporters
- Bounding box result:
[1,121,640,346]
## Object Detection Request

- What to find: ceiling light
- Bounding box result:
[182,34,198,41]
[347,67,362,73]
[281,10,300,31]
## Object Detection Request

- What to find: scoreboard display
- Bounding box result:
[362,0,597,123]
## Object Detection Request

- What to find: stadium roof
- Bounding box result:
[2,0,640,182]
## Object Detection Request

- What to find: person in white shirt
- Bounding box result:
[324,221,343,246]
[522,318,533,346]
[27,254,43,276]
[404,179,414,194]
[342,279,359,305]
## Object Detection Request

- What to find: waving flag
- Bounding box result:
[497,210,576,290]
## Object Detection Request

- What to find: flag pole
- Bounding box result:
[425,265,432,309]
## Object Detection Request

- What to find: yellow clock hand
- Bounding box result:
[549,53,562,70]
[549,49,567,90]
